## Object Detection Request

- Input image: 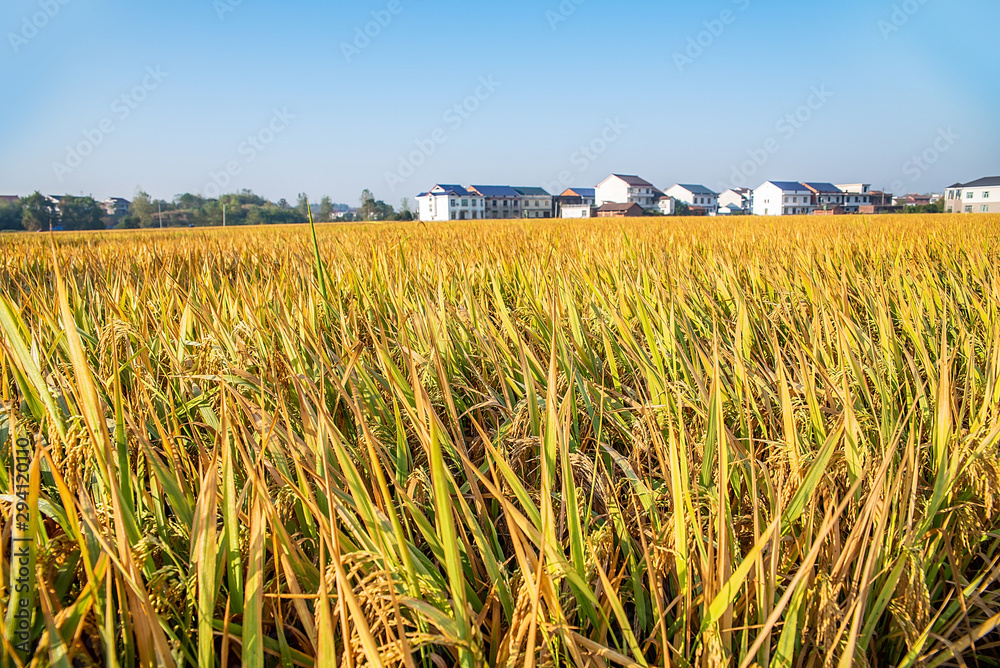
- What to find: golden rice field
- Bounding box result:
[1,214,999,668]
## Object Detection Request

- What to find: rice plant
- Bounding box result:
[1,214,999,667]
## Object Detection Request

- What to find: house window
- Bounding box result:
[965,206,973,213]
[451,200,456,206]
[462,199,469,206]
[985,192,990,198]
[983,206,989,213]
[947,207,953,213]
[967,192,974,199]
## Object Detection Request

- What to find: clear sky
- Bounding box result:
[2,0,998,205]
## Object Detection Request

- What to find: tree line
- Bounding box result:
[0,193,107,232]
[0,188,415,232]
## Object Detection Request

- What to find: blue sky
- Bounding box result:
[2,0,998,206]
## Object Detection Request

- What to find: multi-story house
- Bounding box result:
[863,191,899,214]
[718,188,752,214]
[513,187,553,218]
[416,185,485,221]
[752,181,815,216]
[558,188,596,206]
[554,188,596,217]
[802,183,844,211]
[103,197,131,218]
[945,177,1000,213]
[836,183,872,213]
[595,174,662,209]
[469,186,522,219]
[665,184,719,214]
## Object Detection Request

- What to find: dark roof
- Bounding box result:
[674,184,718,196]
[431,184,472,197]
[764,181,808,191]
[611,174,654,187]
[563,188,596,198]
[513,187,551,197]
[470,185,520,197]
[596,202,643,212]
[954,176,1000,188]
[802,182,843,193]
[0,195,19,204]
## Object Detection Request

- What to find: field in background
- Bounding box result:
[1,214,999,667]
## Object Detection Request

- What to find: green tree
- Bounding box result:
[359,189,377,220]
[174,193,206,210]
[296,193,310,219]
[59,195,105,230]
[0,200,24,231]
[131,190,156,228]
[374,200,395,221]
[21,192,58,232]
[319,196,334,222]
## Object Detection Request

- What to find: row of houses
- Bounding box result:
[417,174,997,221]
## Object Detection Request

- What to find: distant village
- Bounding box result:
[415,175,1000,221]
[2,175,996,232]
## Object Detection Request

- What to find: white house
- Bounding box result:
[666,184,719,214]
[657,196,675,215]
[596,174,662,209]
[103,197,131,217]
[560,204,594,218]
[416,185,485,222]
[945,177,1000,214]
[752,182,815,216]
[836,183,872,213]
[718,188,752,214]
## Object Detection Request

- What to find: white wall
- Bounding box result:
[752,183,794,216]
[718,190,746,210]
[596,178,629,206]
[561,205,593,218]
